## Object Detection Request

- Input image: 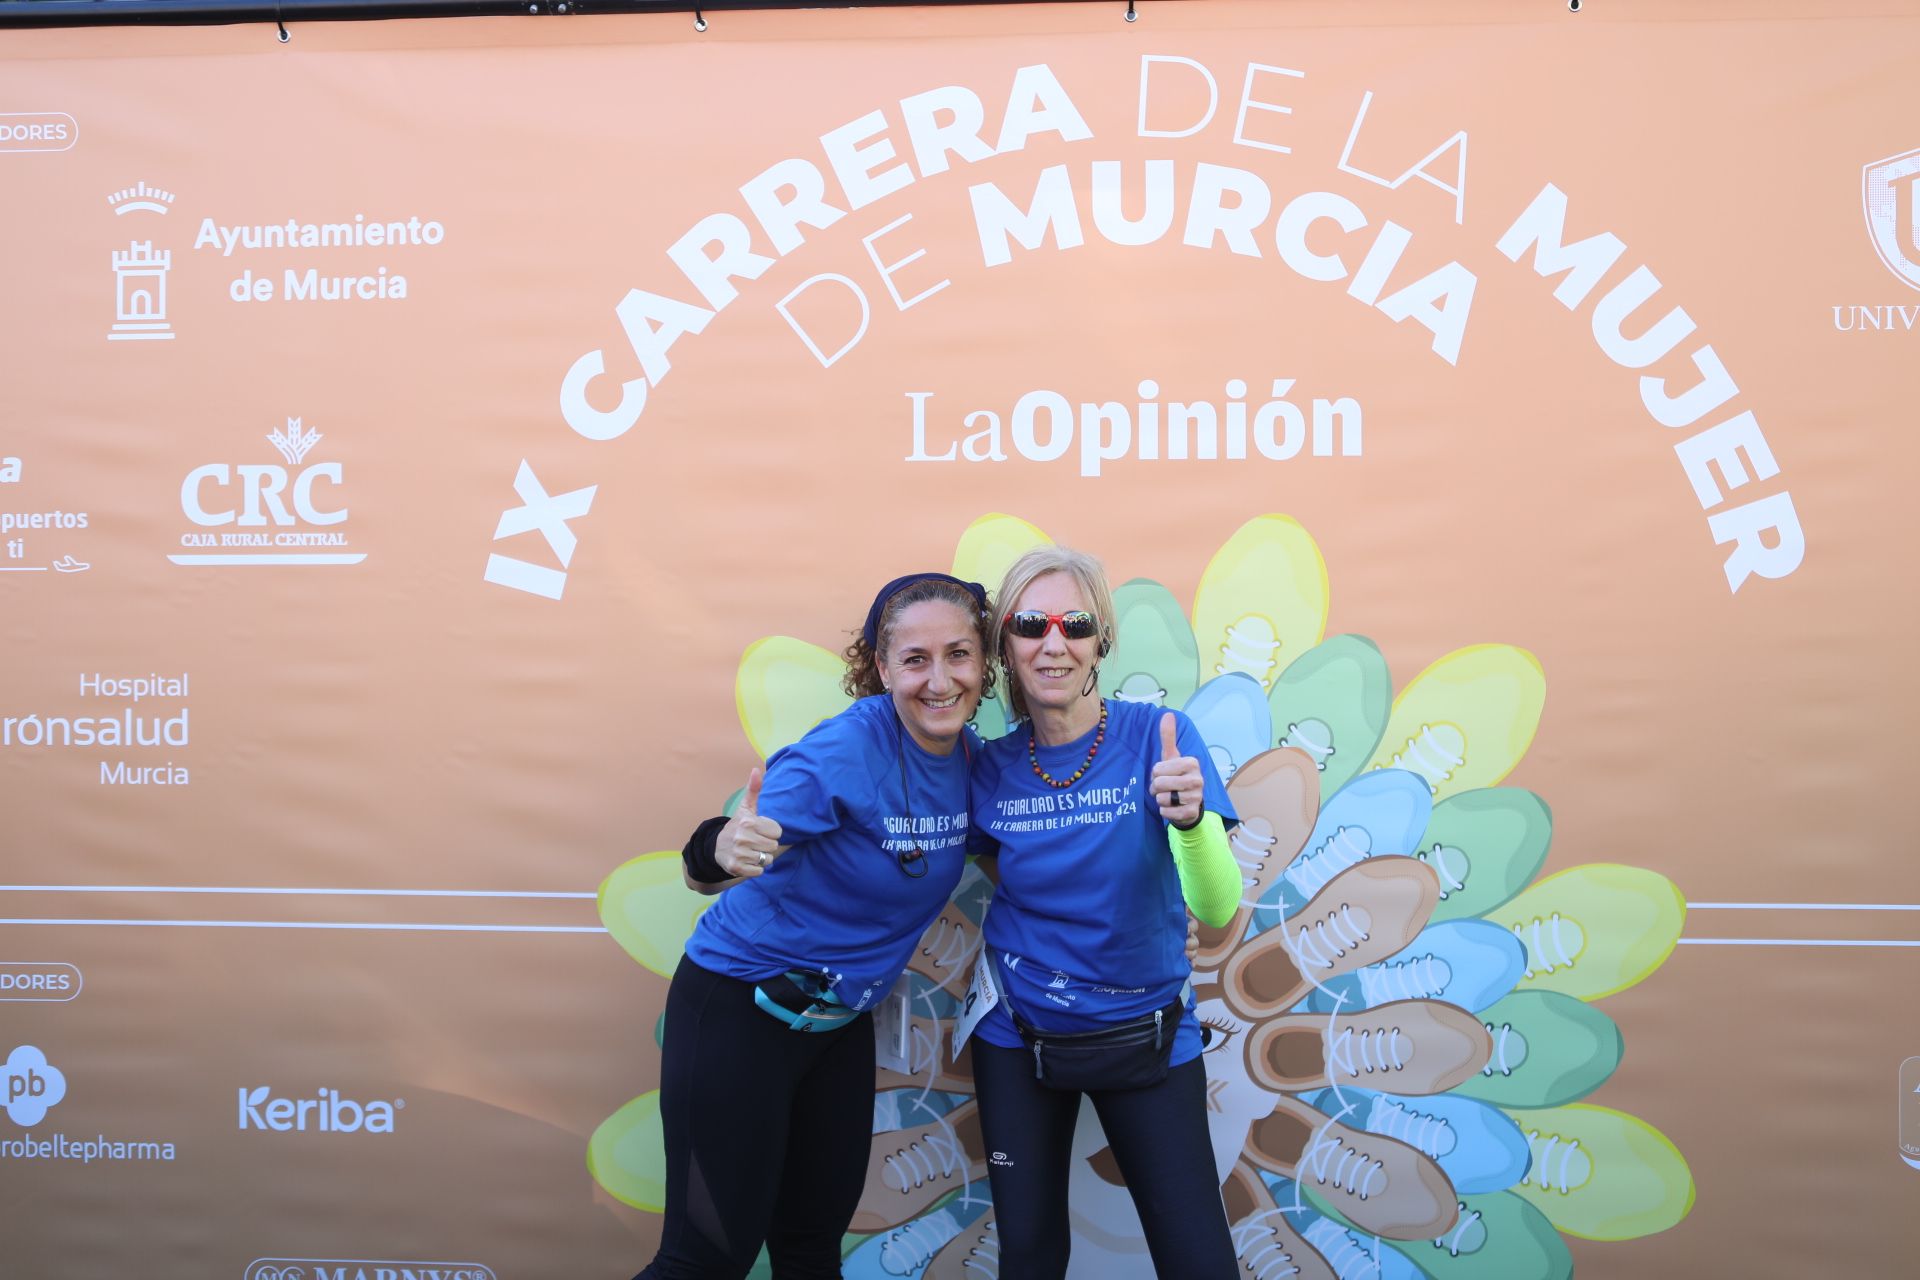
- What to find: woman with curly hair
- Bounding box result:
[637,572,995,1280]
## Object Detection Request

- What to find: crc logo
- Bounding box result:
[4,1045,68,1127]
[1864,147,1920,291]
[245,1262,496,1280]
[238,1086,401,1134]
[182,418,345,528]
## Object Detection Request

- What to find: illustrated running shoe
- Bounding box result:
[1192,515,1330,694]
[1300,1086,1530,1196]
[585,1088,665,1211]
[1245,999,1491,1097]
[1300,919,1527,1016]
[925,1205,999,1279]
[1415,1188,1571,1280]
[1243,1094,1459,1241]
[1449,990,1624,1110]
[1277,769,1434,913]
[1267,633,1392,794]
[598,850,717,978]
[1222,1160,1337,1280]
[1418,787,1553,925]
[1185,671,1274,780]
[845,1191,992,1279]
[855,1099,989,1233]
[735,634,851,758]
[1504,1102,1695,1241]
[1298,1210,1424,1280]
[1104,577,1201,711]
[1222,857,1439,1021]
[950,511,1049,599]
[1363,645,1545,801]
[1196,746,1319,969]
[1497,864,1686,1001]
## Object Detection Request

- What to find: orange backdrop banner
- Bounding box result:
[2,2,1917,1276]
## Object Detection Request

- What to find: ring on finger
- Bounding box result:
[1170,790,1183,807]
[757,852,768,868]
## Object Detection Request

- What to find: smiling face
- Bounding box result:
[877,599,984,754]
[1003,572,1103,719]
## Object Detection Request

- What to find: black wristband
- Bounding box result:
[682,815,732,884]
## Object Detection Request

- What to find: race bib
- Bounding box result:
[952,952,999,1059]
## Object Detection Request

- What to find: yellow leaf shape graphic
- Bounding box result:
[1368,644,1544,800]
[599,850,714,978]
[1500,864,1686,1002]
[1192,515,1329,693]
[951,512,1051,594]
[588,1090,668,1212]
[736,636,849,759]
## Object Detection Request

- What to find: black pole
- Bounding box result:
[0,0,1069,30]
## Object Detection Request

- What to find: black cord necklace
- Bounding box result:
[892,714,930,878]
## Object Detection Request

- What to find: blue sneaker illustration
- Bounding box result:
[1277,769,1434,913]
[1301,919,1526,1015]
[1302,1086,1531,1195]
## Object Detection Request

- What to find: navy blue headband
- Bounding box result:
[862,572,989,650]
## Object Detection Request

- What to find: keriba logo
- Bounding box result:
[237,1086,402,1134]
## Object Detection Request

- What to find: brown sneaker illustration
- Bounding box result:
[1222,1160,1338,1280]
[854,1099,989,1233]
[1244,1095,1458,1241]
[1243,997,1493,1095]
[926,1206,999,1279]
[1221,856,1440,1021]
[907,900,983,997]
[1196,747,1321,969]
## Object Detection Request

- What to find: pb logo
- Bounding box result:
[3,1045,68,1127]
[181,418,345,527]
[1863,147,1920,292]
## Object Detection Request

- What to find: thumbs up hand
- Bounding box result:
[1150,712,1204,829]
[721,765,787,878]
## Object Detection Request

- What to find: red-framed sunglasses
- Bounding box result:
[1003,610,1100,641]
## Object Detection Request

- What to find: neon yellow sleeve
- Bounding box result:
[1169,812,1238,928]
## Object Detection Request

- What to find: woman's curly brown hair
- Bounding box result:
[841,577,998,704]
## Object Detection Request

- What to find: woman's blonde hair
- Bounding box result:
[992,544,1116,720]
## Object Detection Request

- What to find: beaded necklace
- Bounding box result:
[1027,700,1107,789]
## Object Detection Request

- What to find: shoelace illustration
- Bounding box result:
[1282,717,1335,769]
[1287,903,1373,971]
[1328,1023,1410,1079]
[1301,1216,1385,1277]
[882,1115,970,1194]
[1229,820,1278,896]
[958,1218,999,1275]
[1432,1203,1484,1257]
[1480,1020,1520,1077]
[1417,842,1468,897]
[878,1207,968,1276]
[1522,1128,1586,1193]
[1513,912,1580,978]
[1368,1095,1455,1157]
[1231,1207,1306,1280]
[918,910,980,978]
[1356,953,1453,1005]
[1284,825,1373,902]
[1391,722,1466,794]
[1302,1122,1388,1200]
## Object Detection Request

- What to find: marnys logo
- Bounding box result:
[172,418,367,567]
[238,1086,402,1134]
[4,1045,67,1126]
[245,1263,494,1280]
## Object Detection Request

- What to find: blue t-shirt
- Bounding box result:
[684,696,973,1012]
[970,699,1235,1065]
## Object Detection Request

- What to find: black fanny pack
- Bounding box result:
[1010,995,1185,1092]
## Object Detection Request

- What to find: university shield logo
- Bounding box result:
[1863,147,1920,291]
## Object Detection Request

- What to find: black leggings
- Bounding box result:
[970,1041,1238,1280]
[635,956,875,1280]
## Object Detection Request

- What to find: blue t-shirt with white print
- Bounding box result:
[684,695,972,1012]
[970,699,1235,1065]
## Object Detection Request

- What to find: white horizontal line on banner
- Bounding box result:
[0,918,608,933]
[1678,938,1920,947]
[1686,902,1920,911]
[0,885,596,898]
